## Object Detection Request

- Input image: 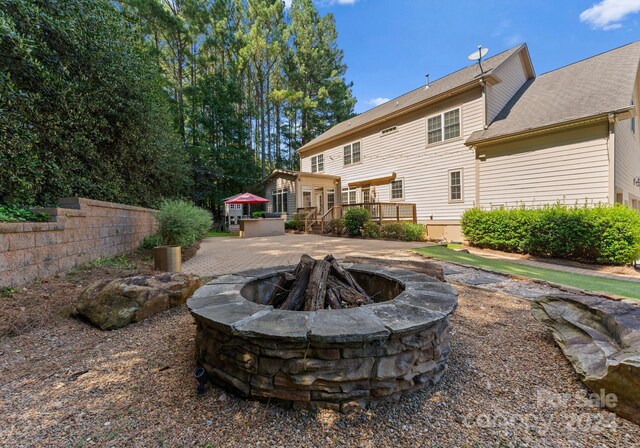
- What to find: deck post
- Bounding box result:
[396,204,400,222]
[412,205,417,223]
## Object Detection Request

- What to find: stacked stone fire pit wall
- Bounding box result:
[188,264,458,412]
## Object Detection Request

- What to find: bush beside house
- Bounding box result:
[323,208,425,241]
[461,204,640,265]
[344,208,371,236]
[156,200,213,248]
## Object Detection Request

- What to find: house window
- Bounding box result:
[616,192,623,203]
[271,189,288,213]
[343,142,361,165]
[390,179,404,200]
[428,108,461,145]
[381,126,397,136]
[327,189,335,210]
[341,187,357,204]
[449,170,463,202]
[311,154,324,173]
[302,190,312,208]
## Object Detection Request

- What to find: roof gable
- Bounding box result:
[298,44,531,154]
[467,41,640,145]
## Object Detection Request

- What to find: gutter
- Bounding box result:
[466,106,635,148]
[298,79,488,155]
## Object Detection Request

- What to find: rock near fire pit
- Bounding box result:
[188,263,457,412]
[76,273,201,330]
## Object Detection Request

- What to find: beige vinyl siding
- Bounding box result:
[300,88,483,221]
[614,114,640,205]
[478,122,611,208]
[486,52,529,124]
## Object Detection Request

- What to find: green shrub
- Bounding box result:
[327,218,346,236]
[343,208,371,237]
[252,211,265,218]
[362,221,380,239]
[156,199,212,248]
[401,223,426,241]
[291,213,306,231]
[0,204,49,222]
[138,235,160,250]
[461,204,640,265]
[381,222,405,240]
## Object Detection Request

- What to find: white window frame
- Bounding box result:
[311,154,324,173]
[326,188,335,210]
[390,178,404,201]
[343,141,361,166]
[302,188,312,208]
[271,189,288,214]
[427,107,461,146]
[381,126,397,137]
[448,169,464,203]
[341,187,358,204]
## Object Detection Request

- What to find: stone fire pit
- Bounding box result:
[187,263,458,412]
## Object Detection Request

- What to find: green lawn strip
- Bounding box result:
[413,245,640,300]
[206,230,238,238]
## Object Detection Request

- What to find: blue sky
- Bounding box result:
[310,0,640,113]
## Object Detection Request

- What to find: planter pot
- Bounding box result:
[154,245,181,272]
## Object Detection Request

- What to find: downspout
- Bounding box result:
[607,113,616,204]
[475,79,488,208]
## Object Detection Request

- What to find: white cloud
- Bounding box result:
[580,0,640,30]
[367,97,390,107]
[284,0,292,7]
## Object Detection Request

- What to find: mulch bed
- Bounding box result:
[2,265,639,446]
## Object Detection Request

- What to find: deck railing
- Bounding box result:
[319,202,417,233]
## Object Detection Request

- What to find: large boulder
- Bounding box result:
[76,273,201,330]
[531,294,640,425]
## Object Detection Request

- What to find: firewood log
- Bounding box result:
[327,258,370,300]
[279,262,314,311]
[267,272,295,307]
[303,260,331,311]
[325,287,342,309]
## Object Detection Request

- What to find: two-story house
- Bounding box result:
[264,42,640,241]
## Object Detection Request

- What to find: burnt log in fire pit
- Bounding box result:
[188,255,458,413]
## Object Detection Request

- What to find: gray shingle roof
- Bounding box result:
[467,41,640,145]
[299,44,528,153]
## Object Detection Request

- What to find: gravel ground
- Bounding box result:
[2,274,639,446]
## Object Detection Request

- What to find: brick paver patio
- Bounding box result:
[182,234,426,277]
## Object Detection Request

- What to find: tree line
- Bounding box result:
[0,0,355,212]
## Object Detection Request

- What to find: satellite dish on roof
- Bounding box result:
[467,45,489,75]
[467,46,489,61]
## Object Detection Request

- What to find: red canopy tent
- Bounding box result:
[224,192,269,227]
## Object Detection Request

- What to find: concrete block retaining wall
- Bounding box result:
[0,198,157,287]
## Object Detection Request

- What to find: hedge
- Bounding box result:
[461,204,640,265]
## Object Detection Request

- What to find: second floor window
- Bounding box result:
[343,142,361,165]
[311,154,324,173]
[428,108,461,145]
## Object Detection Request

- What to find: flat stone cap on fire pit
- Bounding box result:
[188,264,458,342]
